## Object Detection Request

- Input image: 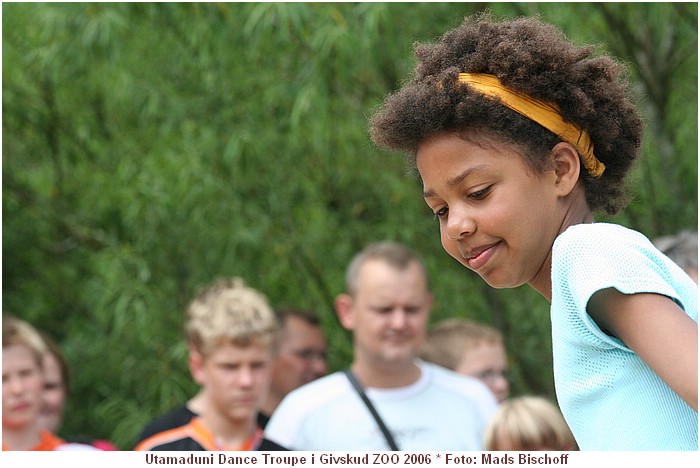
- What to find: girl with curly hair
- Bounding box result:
[369,14,697,450]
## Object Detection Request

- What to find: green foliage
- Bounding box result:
[3,3,696,449]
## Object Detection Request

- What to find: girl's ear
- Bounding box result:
[551,142,582,196]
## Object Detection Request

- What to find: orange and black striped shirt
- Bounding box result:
[134,417,286,451]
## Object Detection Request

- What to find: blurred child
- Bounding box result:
[134,305,329,446]
[484,396,577,451]
[421,318,509,402]
[2,314,97,451]
[38,332,68,436]
[134,277,287,451]
[39,332,119,450]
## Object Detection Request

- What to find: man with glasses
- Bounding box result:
[259,307,328,427]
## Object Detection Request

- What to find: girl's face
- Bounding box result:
[417,132,566,295]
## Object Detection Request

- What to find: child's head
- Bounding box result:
[421,318,509,402]
[2,315,47,432]
[185,277,279,422]
[370,14,643,216]
[370,15,643,293]
[186,277,279,357]
[484,395,578,451]
[38,333,69,433]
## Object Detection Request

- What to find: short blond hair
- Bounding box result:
[185,277,278,357]
[421,318,503,370]
[484,396,578,451]
[345,242,429,296]
[2,314,47,367]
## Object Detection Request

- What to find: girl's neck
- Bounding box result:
[531,186,594,302]
[559,183,595,229]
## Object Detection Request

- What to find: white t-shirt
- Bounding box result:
[55,443,101,451]
[265,360,497,450]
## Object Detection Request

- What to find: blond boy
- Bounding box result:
[135,277,286,451]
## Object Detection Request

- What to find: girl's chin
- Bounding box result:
[479,271,520,290]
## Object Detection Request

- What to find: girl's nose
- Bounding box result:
[445,206,476,241]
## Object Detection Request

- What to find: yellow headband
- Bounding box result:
[458,73,605,177]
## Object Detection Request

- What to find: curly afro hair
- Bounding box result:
[369,14,644,215]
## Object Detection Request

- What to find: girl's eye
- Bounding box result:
[433,206,449,221]
[469,186,491,199]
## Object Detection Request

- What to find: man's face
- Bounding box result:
[340,259,432,369]
[2,344,44,431]
[270,316,327,398]
[193,341,272,424]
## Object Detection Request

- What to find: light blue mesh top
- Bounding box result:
[551,223,698,450]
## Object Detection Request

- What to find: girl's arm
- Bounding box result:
[588,288,698,411]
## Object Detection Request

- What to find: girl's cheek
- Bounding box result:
[440,236,460,260]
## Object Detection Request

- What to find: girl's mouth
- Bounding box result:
[466,242,500,270]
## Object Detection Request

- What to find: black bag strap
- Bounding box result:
[343,368,400,451]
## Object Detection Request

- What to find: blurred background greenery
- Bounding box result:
[3,2,697,449]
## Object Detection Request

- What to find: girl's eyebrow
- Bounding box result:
[422,165,487,198]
